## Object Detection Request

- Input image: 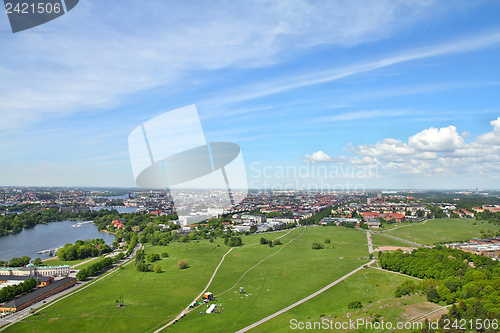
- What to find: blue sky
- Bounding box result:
[1,0,500,190]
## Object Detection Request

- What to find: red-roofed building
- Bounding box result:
[112,219,125,229]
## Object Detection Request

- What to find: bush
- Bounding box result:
[154,264,162,273]
[325,238,331,244]
[312,241,324,250]
[260,238,268,245]
[147,253,160,262]
[178,260,189,269]
[347,300,363,309]
[273,239,282,246]
[227,236,243,247]
[161,252,169,258]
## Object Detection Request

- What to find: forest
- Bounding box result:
[379,247,500,332]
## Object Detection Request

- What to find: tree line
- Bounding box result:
[76,254,124,281]
[0,208,118,236]
[379,246,500,329]
[0,277,39,303]
[56,238,112,261]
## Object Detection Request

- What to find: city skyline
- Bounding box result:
[1,1,500,189]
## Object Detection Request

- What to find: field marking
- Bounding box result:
[217,226,307,297]
[236,259,376,333]
[153,246,235,333]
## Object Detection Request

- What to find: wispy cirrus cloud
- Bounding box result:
[0,0,490,130]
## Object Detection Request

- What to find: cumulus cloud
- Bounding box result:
[408,125,465,151]
[303,117,500,178]
[303,150,334,163]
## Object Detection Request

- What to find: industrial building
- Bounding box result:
[0,277,77,313]
[0,264,70,277]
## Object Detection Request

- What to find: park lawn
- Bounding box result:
[5,240,230,333]
[252,268,427,333]
[41,257,90,267]
[167,226,370,332]
[370,233,413,248]
[383,218,500,245]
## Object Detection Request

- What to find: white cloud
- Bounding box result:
[409,125,465,152]
[304,150,334,163]
[0,1,494,130]
[304,117,500,178]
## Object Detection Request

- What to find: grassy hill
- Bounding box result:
[6,226,372,333]
[383,218,500,245]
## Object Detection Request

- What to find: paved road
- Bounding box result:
[366,230,373,254]
[235,259,376,333]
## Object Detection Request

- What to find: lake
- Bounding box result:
[0,220,116,262]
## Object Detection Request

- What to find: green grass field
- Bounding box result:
[383,218,500,245]
[370,233,413,248]
[6,226,370,333]
[41,258,89,267]
[252,268,426,333]
[6,239,231,333]
[166,226,369,332]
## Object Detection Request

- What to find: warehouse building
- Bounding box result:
[0,277,77,313]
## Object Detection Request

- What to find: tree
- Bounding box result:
[33,258,43,266]
[427,287,440,303]
[250,225,258,233]
[347,300,363,309]
[273,239,282,246]
[227,236,243,247]
[260,237,268,245]
[154,264,162,273]
[147,253,160,262]
[324,238,331,244]
[161,252,169,258]
[178,260,189,269]
[312,241,323,250]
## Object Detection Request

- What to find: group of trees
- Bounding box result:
[301,207,333,225]
[76,255,122,281]
[380,247,500,317]
[135,249,167,273]
[224,236,243,247]
[2,256,31,267]
[57,239,112,261]
[312,241,323,250]
[260,237,282,247]
[0,208,118,236]
[0,277,39,303]
[476,210,500,225]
